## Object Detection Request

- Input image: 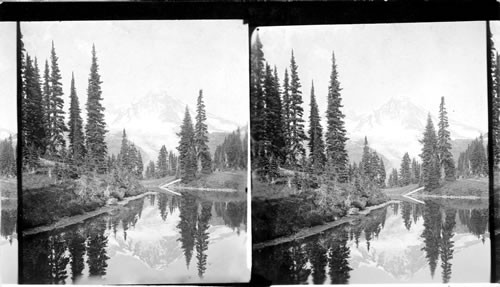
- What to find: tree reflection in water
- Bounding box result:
[21,190,245,284]
[253,199,489,284]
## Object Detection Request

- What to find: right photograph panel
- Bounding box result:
[251,21,489,284]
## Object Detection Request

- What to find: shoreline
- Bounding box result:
[23,190,158,236]
[252,199,399,251]
[21,177,217,236]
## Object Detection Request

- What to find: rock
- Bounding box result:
[106,198,118,205]
[348,207,359,215]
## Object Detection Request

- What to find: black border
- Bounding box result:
[2,1,499,285]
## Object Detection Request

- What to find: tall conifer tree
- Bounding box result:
[68,72,86,165]
[177,107,197,182]
[85,44,108,173]
[325,51,349,183]
[420,114,440,191]
[308,80,326,174]
[194,90,212,174]
[250,33,266,164]
[48,42,67,156]
[287,50,307,167]
[437,97,455,181]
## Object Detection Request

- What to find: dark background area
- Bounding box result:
[1,0,499,285]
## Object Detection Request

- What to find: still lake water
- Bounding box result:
[253,199,490,284]
[23,192,249,284]
[1,198,18,284]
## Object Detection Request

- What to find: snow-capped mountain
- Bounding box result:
[106,90,245,162]
[345,97,484,169]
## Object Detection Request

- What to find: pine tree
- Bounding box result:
[420,114,441,191]
[437,97,456,181]
[399,152,411,186]
[265,65,286,165]
[489,25,500,168]
[85,45,108,173]
[325,51,349,183]
[177,107,197,183]
[378,158,386,188]
[361,136,372,180]
[194,90,212,174]
[42,59,51,148]
[119,129,130,171]
[156,145,168,178]
[287,51,307,168]
[48,42,67,156]
[250,32,266,166]
[282,68,292,163]
[68,72,86,165]
[308,80,326,174]
[23,54,46,169]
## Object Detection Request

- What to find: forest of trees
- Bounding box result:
[176,90,212,183]
[456,135,488,178]
[387,153,421,188]
[20,29,108,177]
[0,135,16,177]
[419,97,457,191]
[213,127,247,171]
[144,145,179,179]
[490,27,500,169]
[251,32,352,192]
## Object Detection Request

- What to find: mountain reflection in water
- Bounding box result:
[22,192,248,284]
[1,200,17,284]
[253,199,489,284]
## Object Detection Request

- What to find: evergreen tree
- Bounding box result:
[287,51,307,168]
[399,152,411,186]
[177,107,197,183]
[282,68,292,163]
[437,97,456,181]
[264,65,286,167]
[0,136,16,177]
[361,136,372,180]
[42,59,51,146]
[325,51,349,183]
[194,90,212,174]
[118,129,130,170]
[420,114,440,191]
[136,151,143,179]
[23,55,46,169]
[378,158,386,188]
[68,72,86,165]
[48,42,67,156]
[85,44,108,173]
[250,32,266,166]
[156,145,168,178]
[489,25,500,168]
[308,80,326,174]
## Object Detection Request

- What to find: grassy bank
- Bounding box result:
[252,180,387,244]
[22,171,146,229]
[176,170,247,191]
[0,178,17,199]
[422,178,488,198]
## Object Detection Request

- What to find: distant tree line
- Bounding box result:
[144,145,179,179]
[387,153,421,188]
[213,128,247,171]
[20,29,108,175]
[456,135,488,177]
[0,136,16,177]
[251,32,349,189]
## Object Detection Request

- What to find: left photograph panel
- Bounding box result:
[20,20,250,284]
[0,21,18,285]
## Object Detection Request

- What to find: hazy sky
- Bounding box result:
[0,22,17,134]
[22,20,249,127]
[255,21,487,131]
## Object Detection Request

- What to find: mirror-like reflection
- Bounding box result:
[23,192,248,284]
[1,198,17,284]
[254,199,489,284]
